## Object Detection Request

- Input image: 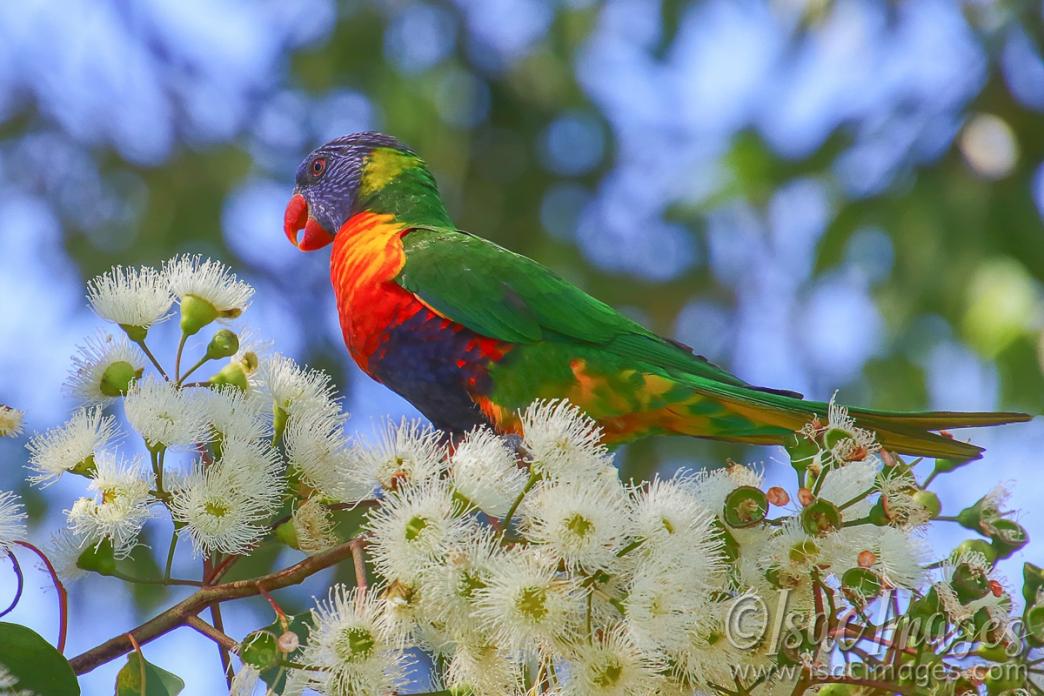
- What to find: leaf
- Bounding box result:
[258,612,312,694]
[115,652,184,696]
[0,622,80,696]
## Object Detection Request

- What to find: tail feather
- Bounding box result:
[685,381,1031,461]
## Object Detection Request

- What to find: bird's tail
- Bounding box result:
[666,381,1032,461]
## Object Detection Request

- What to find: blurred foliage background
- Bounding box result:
[0,0,1041,693]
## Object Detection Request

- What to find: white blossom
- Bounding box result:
[417,527,502,635]
[228,665,261,696]
[444,640,523,696]
[256,353,340,423]
[46,529,88,584]
[201,385,269,442]
[450,427,528,517]
[561,624,663,696]
[124,377,209,449]
[0,406,24,438]
[0,490,27,552]
[86,264,173,331]
[351,418,446,492]
[164,254,254,316]
[631,471,714,545]
[520,477,632,571]
[66,453,153,558]
[366,480,472,583]
[169,439,283,556]
[520,399,611,480]
[284,410,366,503]
[822,396,880,463]
[301,585,408,696]
[26,406,117,486]
[473,548,584,655]
[64,332,145,404]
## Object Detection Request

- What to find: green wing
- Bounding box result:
[395,227,772,391]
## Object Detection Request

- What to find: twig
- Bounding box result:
[256,582,288,632]
[127,632,145,686]
[14,541,68,653]
[0,551,24,618]
[174,332,188,382]
[133,339,169,382]
[185,615,239,654]
[69,536,362,674]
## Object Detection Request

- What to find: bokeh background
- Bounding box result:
[0,0,1041,693]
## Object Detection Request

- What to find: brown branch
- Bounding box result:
[15,541,68,653]
[69,536,361,675]
[185,615,238,654]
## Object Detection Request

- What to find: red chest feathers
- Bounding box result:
[329,212,422,372]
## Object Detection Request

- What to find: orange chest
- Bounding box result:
[329,213,424,371]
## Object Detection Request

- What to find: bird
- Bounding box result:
[283,131,1029,461]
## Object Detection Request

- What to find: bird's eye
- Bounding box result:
[311,157,327,178]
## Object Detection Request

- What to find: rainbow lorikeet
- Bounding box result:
[283,132,1028,460]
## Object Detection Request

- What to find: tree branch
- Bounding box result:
[69,537,361,675]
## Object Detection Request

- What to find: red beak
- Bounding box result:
[283,193,335,251]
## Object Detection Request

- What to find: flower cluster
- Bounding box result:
[3,256,1038,696]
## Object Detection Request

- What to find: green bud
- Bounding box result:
[987,519,1028,559]
[119,324,148,342]
[956,539,998,567]
[240,630,280,670]
[1022,562,1044,605]
[210,362,248,391]
[1026,605,1044,647]
[955,495,992,531]
[868,499,889,526]
[951,563,990,604]
[180,294,219,336]
[275,520,301,550]
[77,539,116,576]
[932,457,965,475]
[841,567,882,602]
[722,486,768,528]
[206,329,240,360]
[800,499,843,537]
[99,360,141,397]
[912,490,941,519]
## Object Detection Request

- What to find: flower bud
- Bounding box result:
[987,519,1028,559]
[766,487,790,507]
[857,550,876,568]
[797,487,814,507]
[867,499,888,526]
[179,294,219,336]
[956,539,998,567]
[955,495,992,531]
[911,490,941,519]
[240,630,280,670]
[205,329,240,361]
[277,631,300,653]
[210,362,249,391]
[99,360,141,397]
[722,486,768,528]
[800,498,842,536]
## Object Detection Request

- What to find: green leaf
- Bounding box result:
[0,622,80,696]
[259,613,312,694]
[115,652,184,696]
